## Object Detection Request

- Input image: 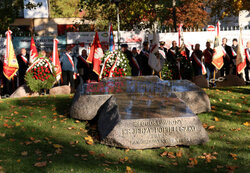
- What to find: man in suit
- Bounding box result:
[221,37,233,76]
[16,48,29,87]
[60,46,77,92]
[245,41,250,83]
[137,42,152,76]
[231,38,238,75]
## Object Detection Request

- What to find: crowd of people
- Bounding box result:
[0,38,249,98]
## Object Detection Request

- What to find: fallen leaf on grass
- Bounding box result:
[216,165,224,169]
[34,161,47,167]
[21,151,28,156]
[126,166,133,173]
[243,122,249,126]
[176,150,182,158]
[208,126,215,130]
[0,133,5,137]
[229,153,237,160]
[214,117,220,122]
[226,165,238,171]
[171,162,178,166]
[160,151,168,157]
[30,137,35,141]
[187,158,198,167]
[53,144,63,149]
[230,128,241,131]
[89,151,95,155]
[167,152,176,159]
[84,136,94,145]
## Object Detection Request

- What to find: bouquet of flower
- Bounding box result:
[25,55,56,93]
[99,50,131,79]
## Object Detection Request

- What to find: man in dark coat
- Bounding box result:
[231,38,238,75]
[76,49,90,82]
[221,37,233,76]
[191,44,204,76]
[16,48,29,87]
[121,44,140,76]
[137,42,152,76]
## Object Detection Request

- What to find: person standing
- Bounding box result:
[191,44,203,76]
[231,38,238,75]
[203,42,214,80]
[137,42,152,76]
[16,48,29,87]
[60,46,77,92]
[76,49,90,83]
[167,40,182,79]
[221,37,233,76]
[245,41,250,83]
[121,44,141,76]
[159,41,168,59]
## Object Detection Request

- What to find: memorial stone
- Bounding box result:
[70,76,210,149]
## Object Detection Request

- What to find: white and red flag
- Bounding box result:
[236,28,246,74]
[212,21,224,70]
[52,38,62,81]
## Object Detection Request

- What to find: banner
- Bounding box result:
[23,0,49,18]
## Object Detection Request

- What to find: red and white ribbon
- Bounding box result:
[66,52,77,79]
[99,53,113,79]
[231,47,237,56]
[246,48,250,62]
[193,52,206,75]
[108,54,119,77]
[21,55,28,64]
[79,56,90,68]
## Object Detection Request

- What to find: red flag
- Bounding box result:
[216,21,220,37]
[3,30,19,80]
[30,37,38,63]
[236,28,246,74]
[87,32,104,75]
[52,38,62,81]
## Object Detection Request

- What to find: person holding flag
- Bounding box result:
[191,44,206,76]
[244,41,250,83]
[16,48,29,87]
[221,37,233,76]
[60,45,77,92]
[76,49,90,82]
[231,38,238,75]
[203,41,214,81]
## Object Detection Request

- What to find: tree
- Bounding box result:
[81,0,209,31]
[0,0,42,34]
[207,0,249,19]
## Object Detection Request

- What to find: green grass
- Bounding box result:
[0,86,249,173]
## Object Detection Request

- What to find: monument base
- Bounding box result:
[98,94,209,149]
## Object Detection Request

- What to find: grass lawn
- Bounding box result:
[0,86,249,173]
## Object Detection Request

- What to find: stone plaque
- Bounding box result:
[98,94,208,149]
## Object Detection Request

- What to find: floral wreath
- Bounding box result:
[99,50,131,79]
[25,55,56,93]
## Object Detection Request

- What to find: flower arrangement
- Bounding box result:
[100,50,131,78]
[25,55,56,93]
[161,63,173,80]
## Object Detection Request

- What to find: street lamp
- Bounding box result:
[110,0,121,49]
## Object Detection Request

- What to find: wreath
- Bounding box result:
[25,55,56,93]
[161,63,173,80]
[99,50,131,79]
